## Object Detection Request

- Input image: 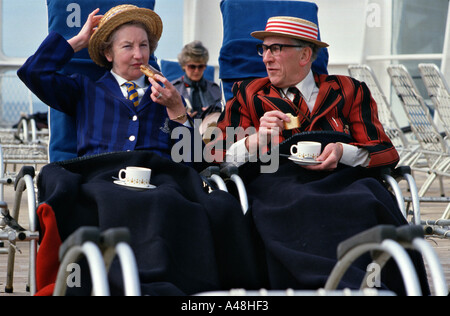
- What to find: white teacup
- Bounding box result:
[119,167,152,187]
[290,141,322,160]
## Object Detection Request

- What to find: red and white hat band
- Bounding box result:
[265,18,319,41]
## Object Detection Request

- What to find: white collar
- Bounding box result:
[111,70,147,88]
[294,70,317,102]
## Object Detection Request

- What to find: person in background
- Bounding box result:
[172,41,222,120]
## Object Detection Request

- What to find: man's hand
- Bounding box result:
[245,111,289,153]
[302,143,343,171]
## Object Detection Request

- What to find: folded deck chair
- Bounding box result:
[219,0,329,101]
[46,0,159,162]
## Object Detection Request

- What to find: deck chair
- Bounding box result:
[1,170,148,297]
[419,63,450,140]
[387,65,450,236]
[325,225,448,296]
[348,65,419,166]
[219,0,329,102]
[46,0,158,163]
[387,65,450,194]
[34,151,264,296]
[215,0,330,211]
[51,227,140,296]
[218,1,420,223]
[213,1,438,294]
[0,74,49,201]
[0,73,48,145]
[197,225,447,296]
[0,167,39,294]
[418,63,450,229]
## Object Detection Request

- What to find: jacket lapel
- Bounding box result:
[255,75,345,134]
[97,72,125,100]
[309,74,343,130]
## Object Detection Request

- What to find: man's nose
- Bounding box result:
[262,49,275,63]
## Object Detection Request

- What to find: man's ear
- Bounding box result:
[298,46,313,67]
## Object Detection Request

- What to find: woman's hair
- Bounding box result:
[100,21,158,69]
[178,41,209,67]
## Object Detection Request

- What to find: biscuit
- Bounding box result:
[140,64,156,78]
[284,113,300,130]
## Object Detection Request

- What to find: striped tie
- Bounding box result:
[124,82,139,107]
[288,87,311,122]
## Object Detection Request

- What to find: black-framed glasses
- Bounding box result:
[256,43,304,56]
[186,64,207,71]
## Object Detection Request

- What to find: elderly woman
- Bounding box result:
[18,5,192,160]
[172,41,222,119]
[18,5,259,296]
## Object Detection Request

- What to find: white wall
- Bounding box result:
[310,0,369,75]
[183,0,223,82]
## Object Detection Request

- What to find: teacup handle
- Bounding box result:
[119,169,127,181]
[290,145,299,156]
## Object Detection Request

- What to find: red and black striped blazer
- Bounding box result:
[212,73,399,168]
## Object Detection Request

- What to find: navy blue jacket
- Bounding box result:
[18,32,192,160]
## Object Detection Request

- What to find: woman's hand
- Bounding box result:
[68,8,103,53]
[149,74,188,123]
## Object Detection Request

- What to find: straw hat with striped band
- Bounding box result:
[89,4,163,67]
[251,16,329,48]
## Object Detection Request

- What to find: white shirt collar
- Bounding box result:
[294,70,317,102]
[111,70,147,88]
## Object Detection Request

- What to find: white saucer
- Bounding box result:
[288,156,322,166]
[114,180,156,190]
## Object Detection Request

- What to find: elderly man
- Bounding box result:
[216,16,398,169]
[209,16,429,295]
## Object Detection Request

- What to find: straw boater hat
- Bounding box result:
[88,4,163,67]
[251,16,329,48]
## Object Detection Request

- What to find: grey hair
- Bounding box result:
[178,41,209,67]
[290,38,320,62]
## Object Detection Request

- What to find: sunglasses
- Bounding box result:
[186,64,207,71]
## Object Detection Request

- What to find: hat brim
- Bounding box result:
[89,8,163,67]
[251,31,329,48]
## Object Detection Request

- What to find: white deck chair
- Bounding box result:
[0,73,49,146]
[348,65,418,166]
[0,168,39,295]
[418,63,450,140]
[387,65,450,234]
[387,65,450,193]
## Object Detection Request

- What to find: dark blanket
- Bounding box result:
[36,134,430,296]
[36,151,264,296]
[237,132,430,295]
